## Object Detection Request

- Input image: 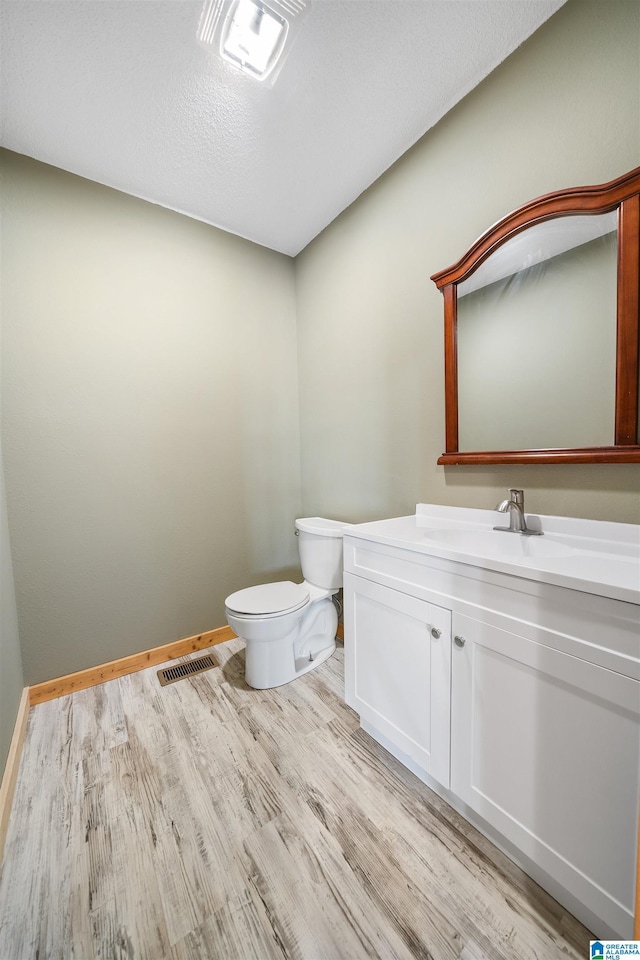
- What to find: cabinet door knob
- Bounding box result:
[454,635,466,647]
[431,627,441,639]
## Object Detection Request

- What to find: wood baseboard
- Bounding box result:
[29,619,343,708]
[29,625,237,706]
[0,687,30,864]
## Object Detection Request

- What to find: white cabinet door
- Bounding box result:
[450,611,640,938]
[344,572,451,788]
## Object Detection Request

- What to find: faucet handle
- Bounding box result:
[507,488,524,504]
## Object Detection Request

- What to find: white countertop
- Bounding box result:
[344,504,640,605]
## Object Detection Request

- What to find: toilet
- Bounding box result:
[225,517,346,689]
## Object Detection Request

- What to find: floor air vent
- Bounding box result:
[157,654,217,687]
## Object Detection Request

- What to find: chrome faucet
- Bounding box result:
[494,488,543,536]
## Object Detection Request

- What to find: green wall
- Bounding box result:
[0,439,24,775]
[296,0,640,524]
[1,152,301,687]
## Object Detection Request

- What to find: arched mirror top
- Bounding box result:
[432,167,640,291]
[430,167,640,465]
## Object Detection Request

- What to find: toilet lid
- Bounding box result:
[225,581,310,616]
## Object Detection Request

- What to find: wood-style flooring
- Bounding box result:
[0,639,591,959]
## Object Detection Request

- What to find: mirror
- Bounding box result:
[457,214,618,450]
[431,168,640,465]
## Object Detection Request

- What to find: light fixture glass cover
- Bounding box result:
[220,0,288,80]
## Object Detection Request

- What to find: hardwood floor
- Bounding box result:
[0,639,591,959]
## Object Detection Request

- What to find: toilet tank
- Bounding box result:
[295,517,346,590]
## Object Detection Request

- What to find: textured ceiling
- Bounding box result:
[0,0,566,256]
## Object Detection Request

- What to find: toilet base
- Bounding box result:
[245,637,336,690]
[239,596,338,690]
[292,639,336,682]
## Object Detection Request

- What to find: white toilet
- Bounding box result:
[225,517,345,689]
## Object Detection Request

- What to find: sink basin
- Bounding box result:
[422,527,573,559]
[345,505,640,604]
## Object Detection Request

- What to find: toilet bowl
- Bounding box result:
[225,517,345,689]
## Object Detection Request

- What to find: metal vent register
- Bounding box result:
[157,654,217,686]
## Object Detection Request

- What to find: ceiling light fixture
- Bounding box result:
[221,0,287,80]
[198,0,307,86]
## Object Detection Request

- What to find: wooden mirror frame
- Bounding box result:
[431,168,640,465]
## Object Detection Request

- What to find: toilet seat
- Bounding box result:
[225,581,310,618]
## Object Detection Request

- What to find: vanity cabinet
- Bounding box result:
[344,572,451,789]
[343,522,640,939]
[450,612,639,938]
